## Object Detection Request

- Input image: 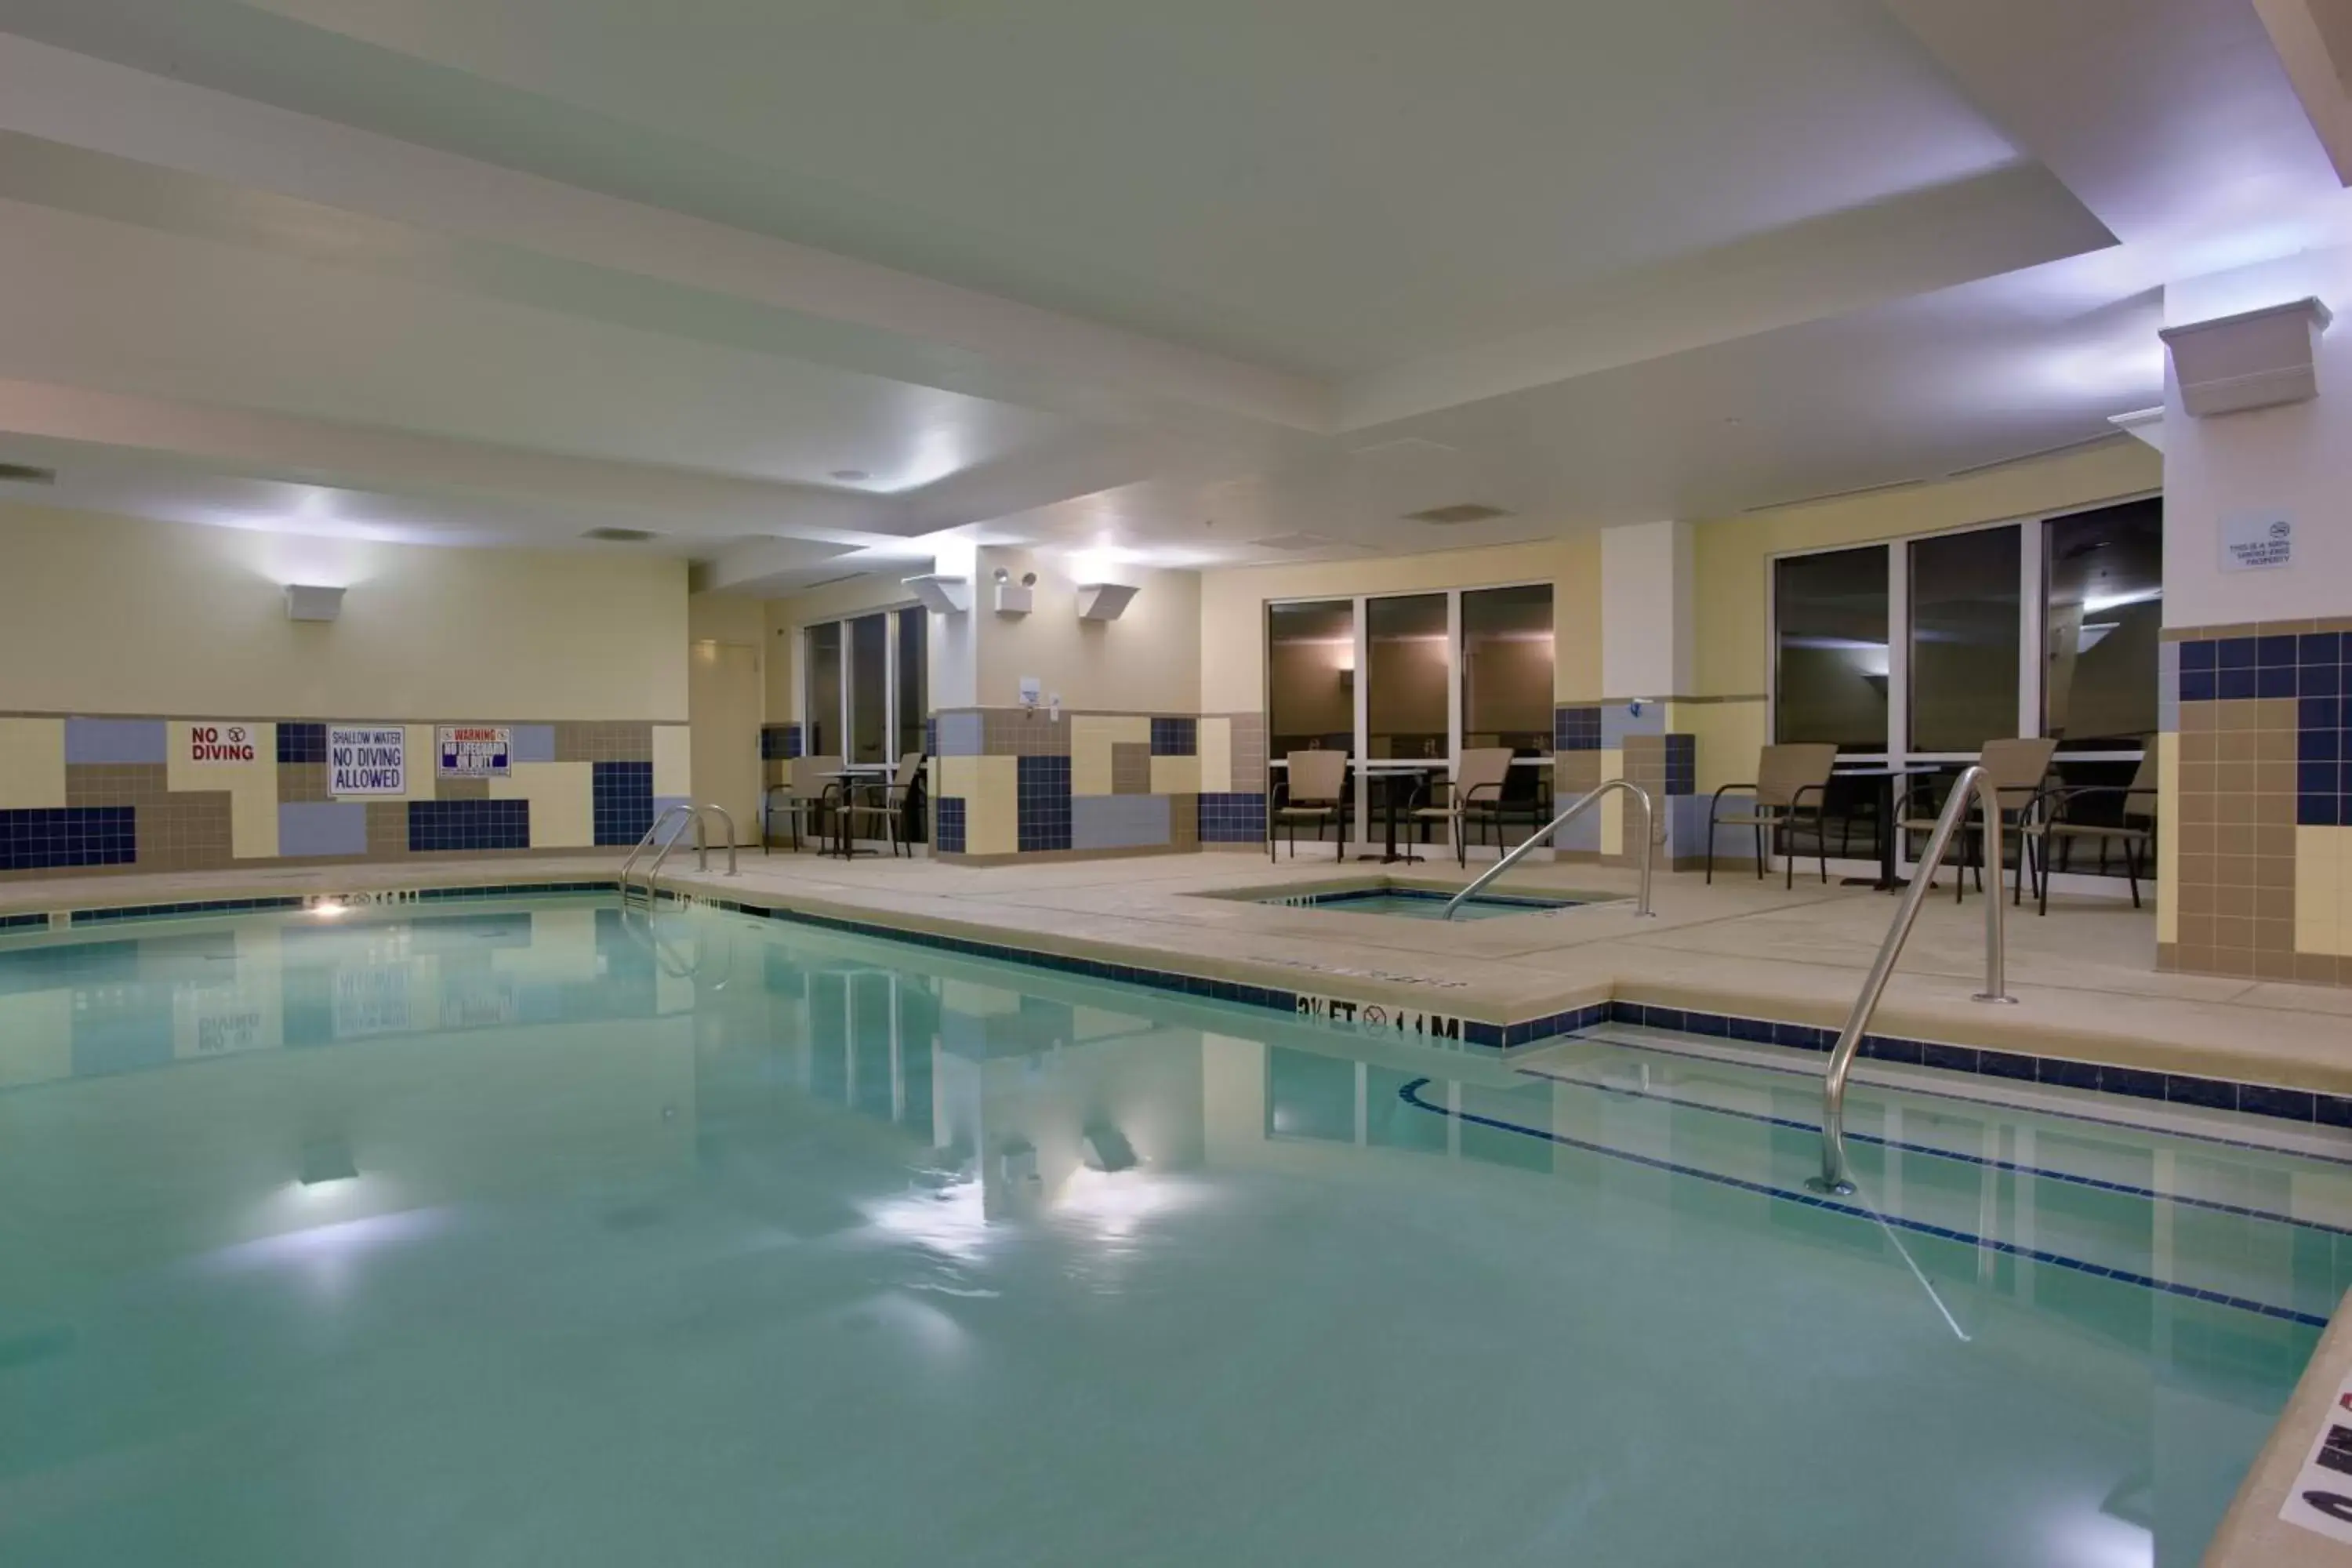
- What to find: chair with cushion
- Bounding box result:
[1896,737,2058,903]
[1409,748,1513,866]
[1271,750,1350,861]
[841,751,926,858]
[1707,743,1839,888]
[765,753,843,851]
[2020,750,2158,914]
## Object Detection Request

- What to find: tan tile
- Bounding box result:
[1111,742,1151,796]
[2255,948,2299,980]
[2296,953,2343,985]
[66,763,171,808]
[277,762,330,804]
[2215,884,2254,917]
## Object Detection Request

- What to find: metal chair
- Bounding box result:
[841,751,926,857]
[2020,750,2158,914]
[764,753,842,851]
[1897,737,2057,903]
[1707,743,1838,887]
[1408,748,1513,866]
[1271,750,1349,861]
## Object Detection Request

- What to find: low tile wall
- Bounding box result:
[0,714,688,878]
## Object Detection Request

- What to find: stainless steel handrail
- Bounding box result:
[1442,779,1656,920]
[618,802,742,905]
[1813,763,2013,1196]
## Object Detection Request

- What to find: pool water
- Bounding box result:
[0,897,2339,1566]
[1257,886,1588,918]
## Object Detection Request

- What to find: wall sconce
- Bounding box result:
[1075,583,1138,621]
[2160,296,2331,417]
[993,568,1036,616]
[284,584,346,622]
[902,573,971,614]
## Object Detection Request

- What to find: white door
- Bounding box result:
[689,640,763,844]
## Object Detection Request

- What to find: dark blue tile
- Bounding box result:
[2317,1094,2352,1129]
[2303,728,2341,761]
[1977,1049,2037,1082]
[2165,1074,2238,1112]
[2038,1056,2100,1091]
[275,721,328,764]
[1920,1043,1978,1074]
[2258,634,2300,667]
[2180,639,2217,671]
[1863,1036,1922,1065]
[2303,631,2343,666]
[1729,1016,1775,1044]
[2303,663,2343,697]
[2259,665,2297,699]
[2100,1065,2166,1102]
[2307,697,2342,731]
[1773,1022,1828,1051]
[2303,761,2340,796]
[2179,670,2216,702]
[2239,1083,2316,1122]
[2216,637,2258,669]
[2217,668,2259,700]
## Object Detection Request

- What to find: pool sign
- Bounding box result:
[437,725,512,779]
[328,726,406,796]
[187,724,258,764]
[2278,1373,2352,1544]
[2220,512,2293,572]
[1295,993,1467,1044]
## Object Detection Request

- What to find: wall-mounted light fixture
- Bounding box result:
[285,584,346,622]
[1075,582,1138,621]
[2160,296,2332,418]
[902,573,971,615]
[994,568,1036,616]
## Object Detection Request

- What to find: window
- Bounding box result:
[1773,546,1888,751]
[804,622,843,757]
[848,612,888,765]
[1908,524,2020,753]
[1461,585,1554,752]
[1267,600,1356,758]
[895,608,927,761]
[1366,593,1448,761]
[2043,499,2161,750]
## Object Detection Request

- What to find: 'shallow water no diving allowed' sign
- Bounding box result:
[328,727,406,797]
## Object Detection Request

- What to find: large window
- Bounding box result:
[2044,499,2161,750]
[1267,600,1356,757]
[804,604,929,767]
[1768,495,2161,880]
[1462,585,1555,752]
[1366,593,1448,761]
[1265,582,1556,846]
[1773,545,1889,751]
[1908,524,2020,754]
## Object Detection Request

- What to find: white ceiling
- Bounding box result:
[0,0,2346,592]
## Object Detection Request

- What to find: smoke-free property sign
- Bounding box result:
[328,727,406,796]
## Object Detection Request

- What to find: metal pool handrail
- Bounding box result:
[1442,779,1655,920]
[619,803,741,905]
[1813,763,2013,1196]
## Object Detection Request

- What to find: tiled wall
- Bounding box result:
[929,708,1265,860]
[1554,702,1700,866]
[0,714,689,879]
[2161,621,2352,983]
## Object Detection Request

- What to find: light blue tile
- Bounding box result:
[1552,811,1601,854]
[1072,793,1171,851]
[2156,641,2180,735]
[278,802,367,857]
[64,718,166,764]
[652,795,695,844]
[511,724,557,764]
[937,713,983,757]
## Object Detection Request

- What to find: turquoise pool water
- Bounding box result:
[0,897,2340,1565]
[1258,886,1588,918]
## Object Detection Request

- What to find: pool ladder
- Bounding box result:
[619,803,740,907]
[1812,764,2011,1196]
[1441,779,1658,921]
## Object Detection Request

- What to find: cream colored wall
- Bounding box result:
[688,591,767,646]
[975,551,1203,713]
[0,501,690,720]
[1199,535,1605,713]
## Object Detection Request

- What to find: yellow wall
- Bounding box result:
[1199,535,1605,713]
[0,501,690,720]
[975,552,1203,713]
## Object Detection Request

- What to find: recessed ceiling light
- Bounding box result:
[829,469,870,483]
[581,527,659,543]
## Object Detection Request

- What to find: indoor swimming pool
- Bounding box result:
[0,896,2339,1565]
[1240,882,1592,919]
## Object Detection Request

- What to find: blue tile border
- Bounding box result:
[1395,1078,2329,1329]
[48,881,614,928]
